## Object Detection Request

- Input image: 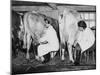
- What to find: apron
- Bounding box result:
[37,26,59,57]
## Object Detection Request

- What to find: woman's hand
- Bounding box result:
[40,41,48,45]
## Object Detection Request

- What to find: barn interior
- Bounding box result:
[11,0,96,74]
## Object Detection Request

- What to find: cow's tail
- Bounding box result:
[23,12,32,49]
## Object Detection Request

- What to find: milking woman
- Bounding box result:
[36,19,59,62]
[73,20,95,65]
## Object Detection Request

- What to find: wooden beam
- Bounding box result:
[12,6,96,12]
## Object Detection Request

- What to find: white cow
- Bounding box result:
[23,11,46,59]
[58,8,81,62]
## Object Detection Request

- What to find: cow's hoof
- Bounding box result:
[70,59,74,63]
[26,53,30,59]
[26,56,30,60]
[23,45,26,48]
[74,62,80,66]
[69,60,74,64]
[61,56,65,61]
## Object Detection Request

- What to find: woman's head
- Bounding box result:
[78,20,87,31]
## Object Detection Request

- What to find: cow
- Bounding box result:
[58,8,81,63]
[22,11,46,59]
[11,10,24,58]
[23,10,60,62]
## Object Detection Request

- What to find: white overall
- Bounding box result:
[37,25,59,57]
[77,28,95,53]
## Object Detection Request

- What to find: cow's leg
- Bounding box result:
[59,43,61,59]
[68,43,74,63]
[60,43,65,60]
[59,31,65,60]
[59,37,62,58]
[61,48,65,60]
[50,52,54,59]
[50,51,56,59]
[26,34,31,59]
[23,32,27,48]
